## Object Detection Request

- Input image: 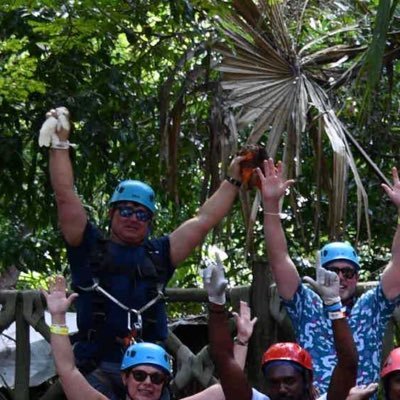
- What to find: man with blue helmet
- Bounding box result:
[46,110,245,397]
[256,158,400,396]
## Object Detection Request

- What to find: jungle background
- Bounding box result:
[1,0,400,370]
[2,0,400,398]
[1,0,399,298]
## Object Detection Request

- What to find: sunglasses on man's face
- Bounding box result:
[325,266,357,280]
[116,206,152,222]
[130,369,166,385]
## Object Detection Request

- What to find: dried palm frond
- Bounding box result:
[213,0,373,246]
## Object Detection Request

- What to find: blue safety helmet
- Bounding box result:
[109,180,156,213]
[121,342,172,376]
[320,242,360,270]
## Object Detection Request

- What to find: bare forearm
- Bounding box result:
[198,180,239,223]
[49,149,86,245]
[381,220,400,300]
[170,181,239,265]
[208,303,252,400]
[263,210,300,300]
[391,218,400,256]
[327,318,358,400]
[332,318,358,371]
[209,303,233,364]
[233,343,248,369]
[50,150,76,199]
[50,314,76,377]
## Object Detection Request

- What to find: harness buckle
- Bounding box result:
[87,328,97,342]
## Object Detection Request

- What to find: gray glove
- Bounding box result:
[303,251,340,306]
[201,255,228,305]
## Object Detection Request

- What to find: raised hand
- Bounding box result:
[42,275,78,317]
[256,158,295,203]
[233,301,257,344]
[228,154,246,183]
[382,167,400,209]
[202,255,228,305]
[345,383,378,400]
[303,251,340,306]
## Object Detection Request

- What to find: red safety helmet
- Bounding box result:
[262,342,313,371]
[381,348,400,379]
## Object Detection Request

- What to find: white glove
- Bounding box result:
[39,107,74,148]
[346,383,378,400]
[201,255,228,305]
[303,251,341,306]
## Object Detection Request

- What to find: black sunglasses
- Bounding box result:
[130,369,166,385]
[116,206,152,222]
[325,266,357,280]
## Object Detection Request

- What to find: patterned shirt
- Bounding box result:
[283,282,396,394]
[251,388,324,400]
[252,389,269,400]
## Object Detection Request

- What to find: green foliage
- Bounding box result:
[0,1,226,288]
[0,0,400,318]
[0,36,46,104]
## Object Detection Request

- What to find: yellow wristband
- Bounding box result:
[50,324,69,335]
[397,215,400,225]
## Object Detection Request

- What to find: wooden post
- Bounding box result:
[247,259,276,393]
[14,292,30,400]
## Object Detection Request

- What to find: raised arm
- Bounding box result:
[304,253,358,400]
[45,109,87,246]
[42,276,106,400]
[381,166,400,300]
[345,384,378,400]
[169,156,243,266]
[256,158,298,300]
[183,281,256,400]
[203,257,253,400]
[232,301,257,368]
[327,317,358,400]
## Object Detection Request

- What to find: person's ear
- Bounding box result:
[121,371,128,385]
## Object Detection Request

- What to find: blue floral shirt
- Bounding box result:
[283,282,396,394]
[251,388,324,400]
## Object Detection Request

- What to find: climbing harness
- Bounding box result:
[77,280,166,345]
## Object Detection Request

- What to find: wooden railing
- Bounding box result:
[0,281,397,399]
[0,286,250,400]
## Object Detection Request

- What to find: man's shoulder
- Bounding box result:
[65,220,103,250]
[351,280,396,320]
[145,235,171,254]
[283,282,322,305]
[354,281,383,304]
